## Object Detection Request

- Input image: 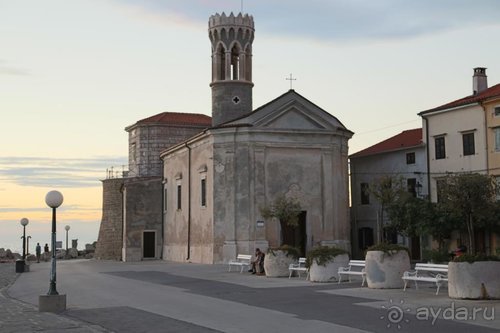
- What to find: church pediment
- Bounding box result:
[222,90,352,135]
[258,107,326,130]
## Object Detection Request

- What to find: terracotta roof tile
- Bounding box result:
[136,112,212,126]
[420,83,500,114]
[350,128,422,158]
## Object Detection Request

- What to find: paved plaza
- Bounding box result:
[1,259,499,332]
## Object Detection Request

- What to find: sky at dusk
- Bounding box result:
[2,0,500,252]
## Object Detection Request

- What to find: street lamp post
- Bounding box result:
[45,190,63,296]
[20,218,29,260]
[16,218,30,273]
[65,225,70,253]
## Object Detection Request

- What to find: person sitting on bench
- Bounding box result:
[249,248,265,275]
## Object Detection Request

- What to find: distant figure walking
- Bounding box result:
[35,242,41,263]
[44,243,49,261]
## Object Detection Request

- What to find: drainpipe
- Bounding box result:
[160,158,165,259]
[186,143,192,261]
[481,102,489,174]
[481,102,491,255]
[424,117,431,202]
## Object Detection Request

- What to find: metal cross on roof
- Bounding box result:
[286,73,297,90]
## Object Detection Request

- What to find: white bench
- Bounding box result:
[402,263,448,295]
[338,260,366,286]
[289,257,308,279]
[228,254,252,273]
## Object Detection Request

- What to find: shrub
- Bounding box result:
[367,242,409,256]
[267,245,300,259]
[305,246,348,268]
[422,249,452,264]
[453,254,500,263]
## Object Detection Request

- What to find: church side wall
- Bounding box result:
[95,178,124,260]
[162,136,215,264]
[188,139,214,263]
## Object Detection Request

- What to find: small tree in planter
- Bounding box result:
[365,243,410,289]
[264,245,300,277]
[260,194,302,247]
[306,246,349,282]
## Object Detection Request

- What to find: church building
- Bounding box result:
[160,13,353,263]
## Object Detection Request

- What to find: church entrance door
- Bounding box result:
[296,211,307,256]
[281,211,307,256]
[143,231,155,259]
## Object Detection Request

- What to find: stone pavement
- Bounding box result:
[0,263,109,332]
[3,260,500,332]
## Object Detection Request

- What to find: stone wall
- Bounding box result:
[95,178,124,260]
[122,177,163,261]
[211,81,253,126]
[128,125,208,178]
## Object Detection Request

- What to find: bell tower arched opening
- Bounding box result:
[231,44,240,80]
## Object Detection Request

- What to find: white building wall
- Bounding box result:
[422,105,487,202]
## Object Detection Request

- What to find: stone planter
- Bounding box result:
[264,250,296,277]
[448,261,500,299]
[309,253,349,282]
[365,250,410,289]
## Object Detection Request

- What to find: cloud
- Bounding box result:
[0,60,30,76]
[0,156,127,188]
[111,0,500,41]
[0,205,100,213]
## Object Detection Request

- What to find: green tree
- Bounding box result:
[370,176,406,242]
[437,173,498,255]
[386,194,428,238]
[386,193,456,251]
[420,202,457,251]
[260,194,302,246]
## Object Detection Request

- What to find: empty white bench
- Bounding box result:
[402,263,448,295]
[338,260,366,286]
[289,257,308,279]
[228,254,252,273]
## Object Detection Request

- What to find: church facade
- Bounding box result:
[160,13,353,264]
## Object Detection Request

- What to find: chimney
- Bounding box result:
[473,67,488,95]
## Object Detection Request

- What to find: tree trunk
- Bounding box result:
[467,214,474,255]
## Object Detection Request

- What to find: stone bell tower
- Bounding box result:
[208,12,254,126]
